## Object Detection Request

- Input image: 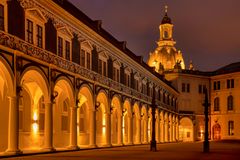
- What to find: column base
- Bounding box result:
[88,144,97,148]
[67,145,80,150]
[100,144,112,148]
[124,142,133,145]
[41,147,56,152]
[142,142,149,144]
[4,149,22,155]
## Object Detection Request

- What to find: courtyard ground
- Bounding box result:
[2,141,240,160]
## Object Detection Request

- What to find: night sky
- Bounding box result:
[69,0,240,71]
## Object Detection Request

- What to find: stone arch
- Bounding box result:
[53,77,75,148]
[19,66,50,150]
[96,90,109,146]
[0,58,14,152]
[179,117,194,142]
[77,84,94,146]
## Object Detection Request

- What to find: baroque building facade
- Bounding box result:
[0,0,179,156]
[148,7,240,142]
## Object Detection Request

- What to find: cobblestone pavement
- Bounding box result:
[3,141,240,160]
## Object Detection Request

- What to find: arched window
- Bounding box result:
[214,97,220,111]
[164,30,169,39]
[227,95,233,111]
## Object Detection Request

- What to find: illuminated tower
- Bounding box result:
[148,6,185,72]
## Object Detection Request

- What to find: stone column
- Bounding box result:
[176,120,179,141]
[105,113,111,147]
[136,117,141,144]
[127,116,133,145]
[155,117,160,143]
[42,102,54,151]
[173,122,176,142]
[68,106,78,150]
[89,110,97,147]
[117,114,123,145]
[165,120,168,142]
[5,96,21,154]
[160,120,165,143]
[169,116,173,142]
[143,117,148,144]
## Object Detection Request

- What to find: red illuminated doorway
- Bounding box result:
[212,123,221,140]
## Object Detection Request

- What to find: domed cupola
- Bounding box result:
[161,6,172,24]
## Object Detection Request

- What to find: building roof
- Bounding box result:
[161,13,172,24]
[51,0,178,92]
[213,62,240,75]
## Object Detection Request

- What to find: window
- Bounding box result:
[182,83,190,93]
[164,30,168,39]
[227,79,234,89]
[228,121,234,136]
[214,97,220,111]
[187,83,190,93]
[113,67,120,82]
[86,52,91,69]
[27,19,33,44]
[36,25,43,48]
[227,95,233,111]
[98,59,107,76]
[0,5,4,30]
[214,81,221,90]
[65,41,70,60]
[134,79,139,91]
[79,106,85,133]
[57,36,63,57]
[124,73,130,87]
[25,9,46,48]
[80,42,92,69]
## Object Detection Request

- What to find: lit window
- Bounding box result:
[38,96,45,131]
[79,106,85,133]
[228,121,234,136]
[0,5,4,31]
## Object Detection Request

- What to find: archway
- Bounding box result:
[123,99,132,144]
[77,85,94,147]
[212,123,221,140]
[53,78,74,148]
[179,117,194,142]
[19,68,49,150]
[110,96,122,145]
[133,103,140,144]
[0,59,14,152]
[96,90,109,146]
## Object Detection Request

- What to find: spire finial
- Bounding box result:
[165,5,168,14]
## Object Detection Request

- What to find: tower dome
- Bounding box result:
[148,5,185,73]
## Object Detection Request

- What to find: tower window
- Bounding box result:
[164,30,169,39]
